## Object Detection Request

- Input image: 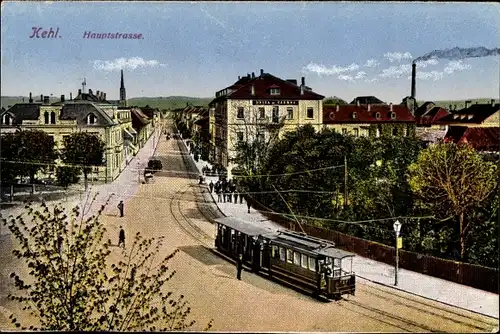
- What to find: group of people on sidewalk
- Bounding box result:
[208,179,251,213]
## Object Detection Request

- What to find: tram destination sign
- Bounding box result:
[252,100,299,106]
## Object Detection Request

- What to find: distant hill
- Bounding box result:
[1,96,213,110]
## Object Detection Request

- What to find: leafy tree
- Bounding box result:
[55,166,80,188]
[408,142,497,260]
[60,132,105,191]
[1,197,213,331]
[0,130,58,190]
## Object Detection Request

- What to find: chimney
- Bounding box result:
[367,104,371,112]
[356,100,360,107]
[60,94,65,102]
[96,90,100,99]
[43,96,50,104]
[40,94,43,102]
[411,63,416,99]
[70,92,73,100]
[29,92,33,103]
[252,72,255,79]
[103,93,106,101]
[247,73,250,79]
[465,100,471,109]
[336,104,340,112]
[238,76,241,80]
[89,89,93,96]
[260,69,264,76]
[390,103,393,112]
[78,89,82,96]
[301,77,305,86]
[491,99,495,106]
[251,84,255,96]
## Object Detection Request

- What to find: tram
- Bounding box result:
[214,216,356,299]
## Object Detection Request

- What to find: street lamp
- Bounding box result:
[393,220,402,286]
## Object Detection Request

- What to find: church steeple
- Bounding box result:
[119,69,127,107]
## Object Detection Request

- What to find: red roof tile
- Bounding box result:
[445,126,500,151]
[221,73,324,100]
[323,104,415,124]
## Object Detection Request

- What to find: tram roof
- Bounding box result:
[214,216,279,238]
[273,231,355,259]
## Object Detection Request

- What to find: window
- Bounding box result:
[286,107,293,120]
[294,252,301,264]
[342,128,348,135]
[236,131,244,142]
[87,114,97,125]
[353,128,359,137]
[63,135,70,144]
[375,112,381,120]
[272,106,279,123]
[392,128,398,136]
[270,88,280,95]
[307,107,314,119]
[44,112,49,124]
[352,112,357,119]
[279,247,286,261]
[272,245,279,258]
[301,254,308,268]
[257,132,265,142]
[390,112,396,120]
[287,249,293,263]
[237,107,244,119]
[258,107,265,119]
[50,111,56,124]
[309,257,316,271]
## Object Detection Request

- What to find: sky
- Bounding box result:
[1,1,499,103]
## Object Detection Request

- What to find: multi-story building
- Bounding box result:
[322,97,416,137]
[208,69,324,172]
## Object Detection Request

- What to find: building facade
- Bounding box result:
[208,70,324,173]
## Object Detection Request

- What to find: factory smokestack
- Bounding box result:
[411,62,416,99]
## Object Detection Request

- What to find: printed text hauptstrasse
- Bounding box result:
[83,31,143,39]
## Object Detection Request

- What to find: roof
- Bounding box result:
[415,106,450,125]
[350,96,385,105]
[437,103,499,124]
[212,72,324,102]
[444,126,500,151]
[131,108,151,128]
[60,102,115,126]
[1,103,41,125]
[214,217,279,237]
[323,104,415,124]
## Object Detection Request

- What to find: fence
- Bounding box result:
[246,195,499,294]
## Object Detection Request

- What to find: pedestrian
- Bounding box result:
[217,188,222,202]
[117,200,124,217]
[247,197,251,213]
[239,191,244,204]
[209,180,214,193]
[236,254,243,280]
[118,226,125,248]
[234,190,238,203]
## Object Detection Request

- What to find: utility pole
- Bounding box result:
[344,155,348,207]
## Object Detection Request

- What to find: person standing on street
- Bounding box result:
[233,190,238,204]
[118,226,125,248]
[246,195,251,213]
[236,254,243,280]
[209,180,214,193]
[117,200,124,217]
[239,190,244,204]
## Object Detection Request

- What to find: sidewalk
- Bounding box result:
[0,128,162,233]
[181,139,499,319]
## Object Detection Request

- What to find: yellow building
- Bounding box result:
[208,70,324,174]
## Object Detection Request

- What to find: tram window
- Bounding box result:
[272,245,279,258]
[293,252,301,265]
[301,254,308,268]
[279,247,286,261]
[309,257,316,271]
[287,249,293,263]
[334,258,341,268]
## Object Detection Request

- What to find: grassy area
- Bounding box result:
[1,96,213,110]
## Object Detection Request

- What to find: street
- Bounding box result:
[0,122,498,332]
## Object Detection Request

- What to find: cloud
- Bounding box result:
[415,58,439,68]
[379,64,412,79]
[443,60,471,74]
[91,57,165,72]
[303,62,359,76]
[364,59,380,68]
[355,71,366,79]
[365,78,379,83]
[338,74,355,82]
[384,52,413,62]
[415,71,444,81]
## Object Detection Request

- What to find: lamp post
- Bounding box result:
[393,220,402,286]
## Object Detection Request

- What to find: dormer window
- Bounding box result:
[270,88,280,95]
[352,112,357,119]
[375,112,381,120]
[87,113,97,125]
[2,114,11,125]
[390,112,396,120]
[329,112,335,120]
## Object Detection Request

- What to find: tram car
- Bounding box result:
[214,216,356,300]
